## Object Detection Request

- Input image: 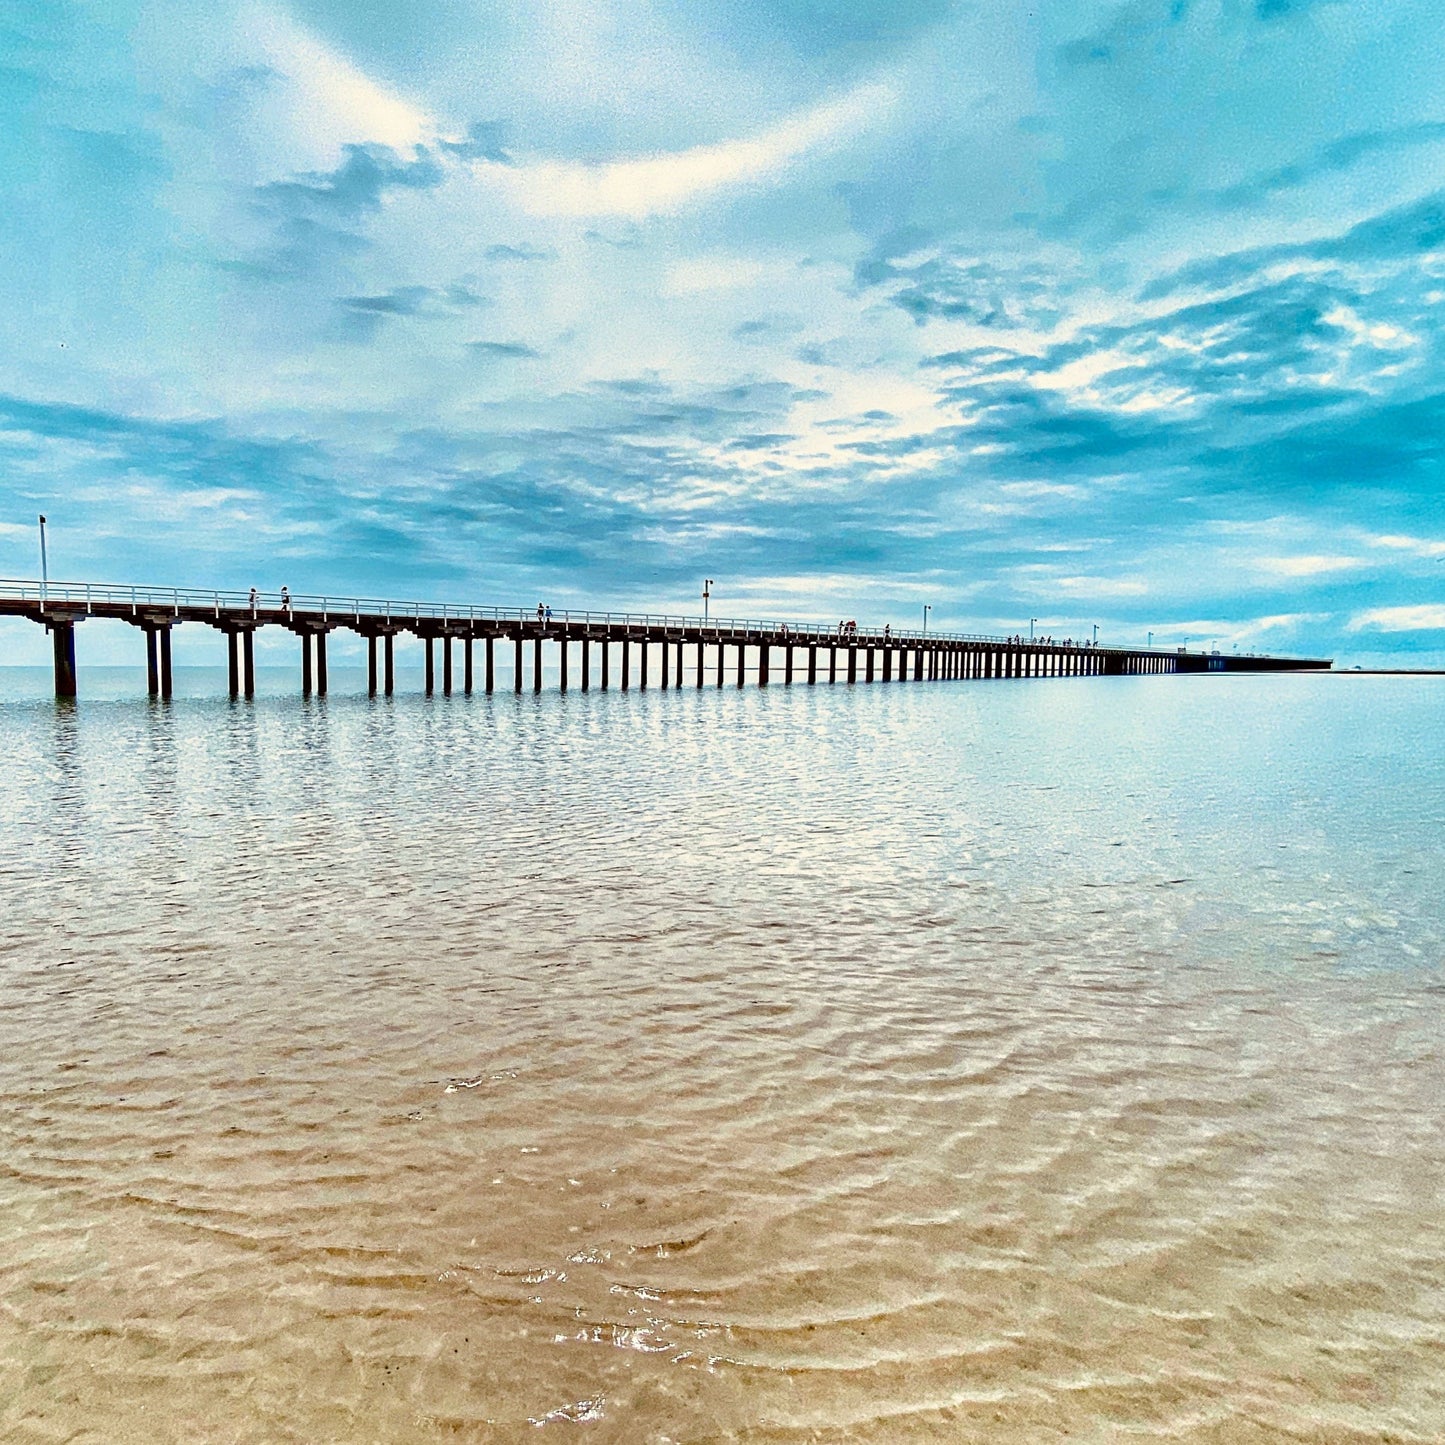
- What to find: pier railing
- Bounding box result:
[0,577,1075,647]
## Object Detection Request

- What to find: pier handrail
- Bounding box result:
[0,576,1269,656]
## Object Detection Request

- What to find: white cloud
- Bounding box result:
[484,82,894,218]
[1366,533,1445,559]
[662,256,779,296]
[1348,605,1445,633]
[1258,554,1362,577]
[1053,575,1149,597]
[246,3,431,164]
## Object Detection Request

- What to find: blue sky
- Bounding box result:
[4,0,1445,664]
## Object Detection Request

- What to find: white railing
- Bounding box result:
[0,577,1269,655]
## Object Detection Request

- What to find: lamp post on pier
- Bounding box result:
[1030,617,1037,641]
[703,578,713,624]
[38,515,48,599]
[922,604,931,635]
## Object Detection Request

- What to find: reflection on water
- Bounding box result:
[1,674,1442,1442]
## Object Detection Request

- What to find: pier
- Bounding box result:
[0,579,1332,699]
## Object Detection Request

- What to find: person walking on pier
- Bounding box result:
[249,587,257,613]
[537,602,544,624]
[280,586,290,614]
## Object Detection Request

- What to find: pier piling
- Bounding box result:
[49,620,77,698]
[146,627,159,696]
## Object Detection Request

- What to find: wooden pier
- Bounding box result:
[0,579,1332,699]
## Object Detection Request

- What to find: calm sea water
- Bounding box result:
[1,669,1442,1443]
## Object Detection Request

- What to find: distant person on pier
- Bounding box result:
[537,602,544,623]
[280,586,290,613]
[545,605,553,624]
[248,588,257,611]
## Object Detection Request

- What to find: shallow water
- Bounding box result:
[1,670,1442,1442]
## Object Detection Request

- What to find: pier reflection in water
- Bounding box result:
[0,673,1441,1442]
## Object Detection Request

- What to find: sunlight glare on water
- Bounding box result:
[1,671,1443,1442]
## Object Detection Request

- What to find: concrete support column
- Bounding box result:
[146,627,159,696]
[368,636,378,696]
[243,630,255,697]
[301,632,313,696]
[660,637,669,689]
[697,639,705,688]
[485,636,495,693]
[513,635,523,693]
[622,638,631,690]
[882,646,891,682]
[785,645,793,685]
[560,637,568,692]
[227,631,240,696]
[384,634,395,695]
[847,647,857,684]
[677,640,684,687]
[50,621,77,698]
[443,636,453,695]
[424,636,434,695]
[865,647,874,683]
[316,631,328,695]
[533,634,543,693]
[807,644,817,684]
[737,642,746,688]
[829,645,838,682]
[639,639,648,690]
[601,640,610,690]
[581,638,590,691]
[465,637,474,694]
[759,644,769,687]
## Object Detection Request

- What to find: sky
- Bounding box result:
[4,0,1445,666]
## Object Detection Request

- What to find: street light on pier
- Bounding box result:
[703,578,713,623]
[1147,631,1153,648]
[1092,623,1099,644]
[922,604,931,635]
[1030,617,1037,641]
[38,514,48,599]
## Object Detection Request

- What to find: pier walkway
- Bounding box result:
[1,579,1332,698]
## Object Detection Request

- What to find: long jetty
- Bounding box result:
[1,579,1332,699]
